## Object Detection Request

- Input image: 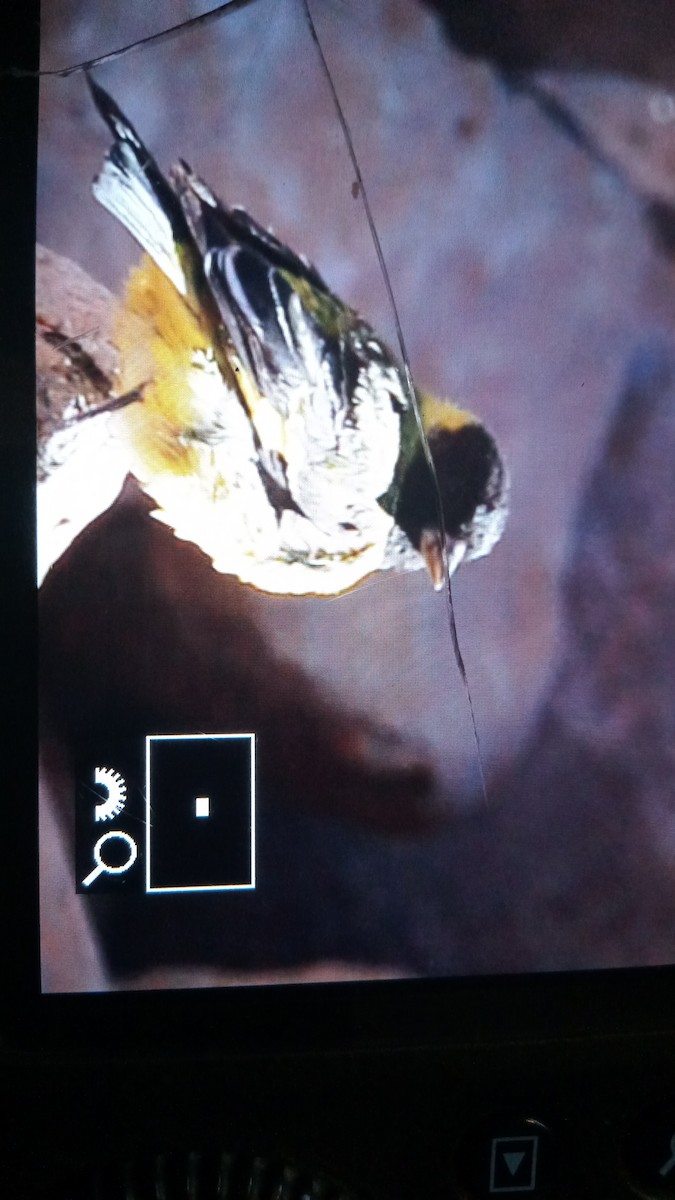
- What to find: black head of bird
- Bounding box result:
[393,401,508,590]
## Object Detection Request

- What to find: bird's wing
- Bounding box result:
[171,166,408,525]
[204,239,407,528]
[171,159,331,295]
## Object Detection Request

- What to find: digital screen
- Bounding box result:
[37,0,675,993]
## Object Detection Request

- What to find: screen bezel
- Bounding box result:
[5,0,675,1065]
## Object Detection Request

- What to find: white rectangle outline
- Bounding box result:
[145,733,256,894]
[489,1135,538,1193]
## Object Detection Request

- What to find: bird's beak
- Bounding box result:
[420,530,445,591]
[419,531,466,591]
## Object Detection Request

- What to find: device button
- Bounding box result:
[454,1115,555,1198]
[622,1105,675,1198]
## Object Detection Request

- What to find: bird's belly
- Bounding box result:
[145,460,400,595]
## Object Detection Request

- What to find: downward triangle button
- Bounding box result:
[455,1117,552,1197]
[489,1132,540,1192]
[503,1151,526,1177]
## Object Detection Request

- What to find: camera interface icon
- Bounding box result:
[82,831,138,888]
[76,735,255,895]
[76,763,142,894]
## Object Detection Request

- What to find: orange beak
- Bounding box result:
[419,531,467,591]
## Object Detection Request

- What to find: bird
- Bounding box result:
[84,75,508,598]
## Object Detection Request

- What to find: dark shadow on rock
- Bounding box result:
[421,0,675,87]
[40,475,443,837]
[38,481,449,980]
[461,340,675,971]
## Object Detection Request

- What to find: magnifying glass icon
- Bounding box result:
[82,831,138,888]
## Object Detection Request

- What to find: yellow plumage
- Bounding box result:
[115,256,211,477]
[117,254,289,482]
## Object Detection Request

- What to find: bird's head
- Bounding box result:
[394,395,508,591]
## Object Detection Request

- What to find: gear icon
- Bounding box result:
[93,766,127,822]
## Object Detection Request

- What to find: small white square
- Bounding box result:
[195,796,210,818]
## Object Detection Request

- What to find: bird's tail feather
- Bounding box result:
[87,74,191,297]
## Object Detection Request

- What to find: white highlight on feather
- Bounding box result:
[37,415,129,585]
[147,469,398,596]
[93,148,187,296]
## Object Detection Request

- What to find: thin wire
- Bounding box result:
[300,0,489,808]
[5,0,258,79]
[28,0,490,804]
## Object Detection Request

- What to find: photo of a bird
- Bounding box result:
[75,75,508,597]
